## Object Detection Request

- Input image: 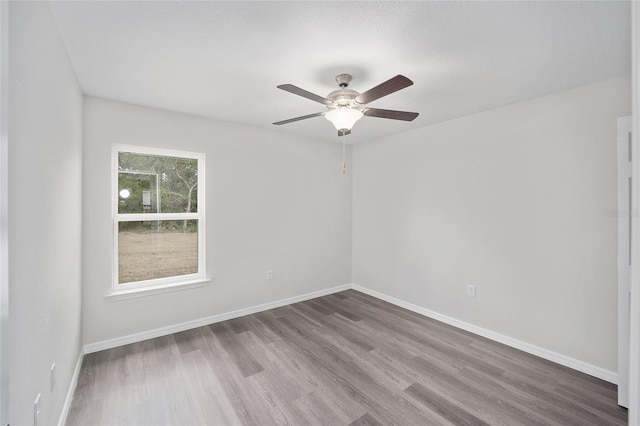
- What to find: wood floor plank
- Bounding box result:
[314,296,363,322]
[267,339,368,422]
[273,316,453,425]
[182,349,242,425]
[209,351,287,425]
[411,354,560,426]
[67,290,627,425]
[290,303,374,351]
[244,314,283,344]
[209,321,264,378]
[293,391,348,426]
[405,381,490,426]
[348,412,384,426]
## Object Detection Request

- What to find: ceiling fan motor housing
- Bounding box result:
[327,88,360,109]
[327,74,360,109]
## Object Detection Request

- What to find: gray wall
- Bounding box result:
[82,97,352,346]
[352,76,630,373]
[8,2,83,425]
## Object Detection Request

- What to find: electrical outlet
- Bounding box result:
[266,270,273,280]
[34,393,41,426]
[467,285,476,298]
[50,363,56,392]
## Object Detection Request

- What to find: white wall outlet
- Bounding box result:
[266,270,273,280]
[467,285,476,297]
[34,393,41,426]
[50,363,56,392]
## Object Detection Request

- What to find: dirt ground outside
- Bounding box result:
[118,231,197,284]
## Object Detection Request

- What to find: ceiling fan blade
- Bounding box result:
[355,75,414,105]
[363,108,419,121]
[277,84,333,105]
[273,112,324,126]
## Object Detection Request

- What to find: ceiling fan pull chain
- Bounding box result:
[342,133,347,175]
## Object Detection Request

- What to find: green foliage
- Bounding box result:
[119,220,198,233]
[118,174,155,214]
[118,151,198,232]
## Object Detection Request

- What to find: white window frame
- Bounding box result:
[110,144,207,297]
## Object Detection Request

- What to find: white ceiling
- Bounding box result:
[49,1,630,144]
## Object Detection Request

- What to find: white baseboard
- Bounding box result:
[351,284,617,384]
[83,284,351,354]
[81,282,617,385]
[58,349,84,426]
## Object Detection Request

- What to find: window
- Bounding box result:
[112,145,206,293]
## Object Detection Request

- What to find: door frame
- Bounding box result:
[0,1,9,424]
[617,116,632,408]
[630,1,640,422]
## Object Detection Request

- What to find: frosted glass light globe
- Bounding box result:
[325,108,363,131]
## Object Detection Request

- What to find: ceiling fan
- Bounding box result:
[273,73,419,136]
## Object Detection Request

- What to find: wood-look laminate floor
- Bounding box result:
[67,290,627,426]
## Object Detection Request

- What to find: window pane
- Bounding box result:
[118,152,198,214]
[118,220,198,284]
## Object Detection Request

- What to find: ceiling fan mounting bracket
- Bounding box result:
[335,73,352,88]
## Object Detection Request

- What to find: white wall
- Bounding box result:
[82,97,352,346]
[353,76,630,373]
[8,2,83,425]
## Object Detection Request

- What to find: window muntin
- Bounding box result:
[113,145,205,290]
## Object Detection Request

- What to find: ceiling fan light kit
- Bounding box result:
[324,108,363,132]
[273,73,419,136]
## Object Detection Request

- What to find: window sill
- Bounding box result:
[105,278,211,301]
